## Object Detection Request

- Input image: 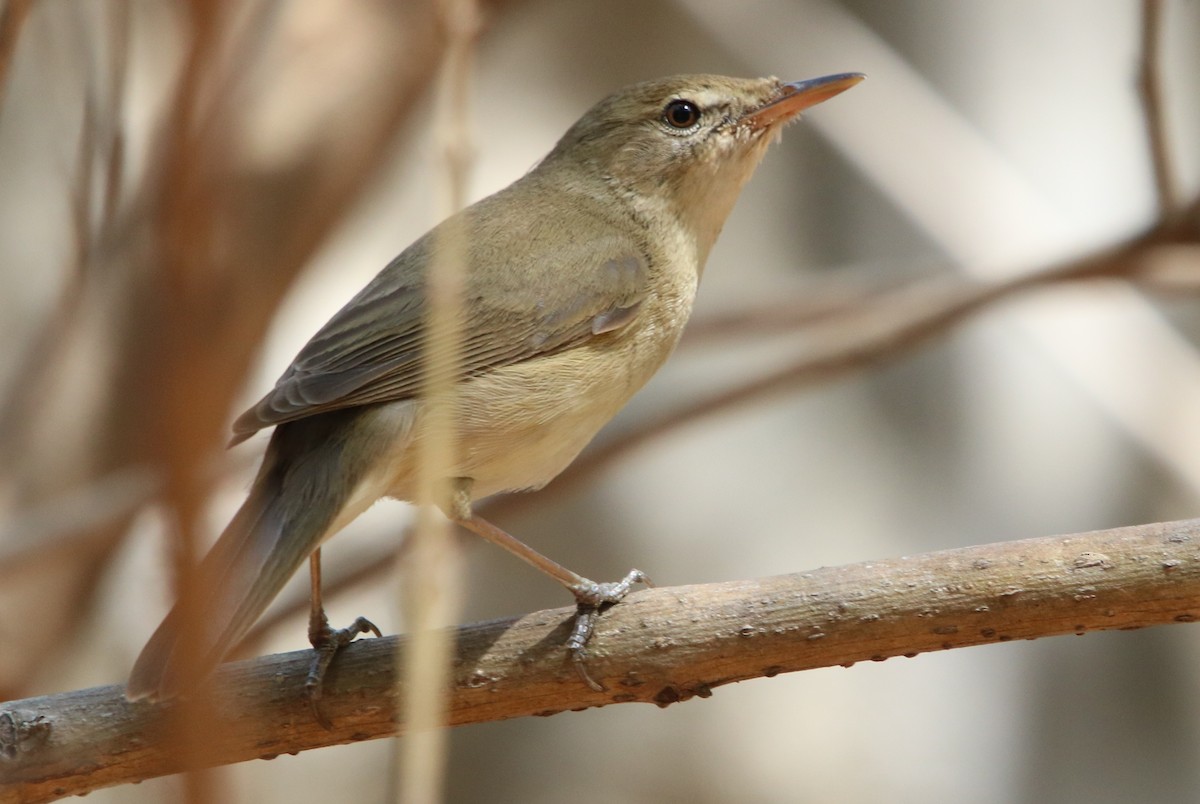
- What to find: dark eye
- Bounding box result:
[663,99,701,129]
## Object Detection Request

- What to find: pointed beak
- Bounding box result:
[742,72,865,130]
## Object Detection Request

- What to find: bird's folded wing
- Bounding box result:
[231,205,649,442]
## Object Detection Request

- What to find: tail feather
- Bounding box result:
[126,409,390,702]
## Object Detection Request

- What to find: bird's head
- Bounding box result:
[543,73,864,258]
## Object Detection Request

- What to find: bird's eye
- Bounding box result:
[663,99,701,129]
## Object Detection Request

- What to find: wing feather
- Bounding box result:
[231,188,649,443]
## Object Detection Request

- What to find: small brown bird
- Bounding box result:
[127,72,864,704]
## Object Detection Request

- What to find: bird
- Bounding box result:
[126,71,864,708]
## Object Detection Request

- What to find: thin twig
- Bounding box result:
[1138,0,1180,219]
[681,274,919,344]
[153,6,232,802]
[0,0,459,705]
[0,0,33,117]
[98,0,130,239]
[400,0,479,800]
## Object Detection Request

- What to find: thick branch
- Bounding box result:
[5,518,1200,800]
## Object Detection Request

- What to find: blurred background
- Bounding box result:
[3,0,1200,802]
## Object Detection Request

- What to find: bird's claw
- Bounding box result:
[306,615,382,729]
[565,569,651,691]
[568,568,652,608]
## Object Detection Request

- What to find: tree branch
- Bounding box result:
[5,517,1200,801]
[1138,0,1180,219]
[0,0,33,115]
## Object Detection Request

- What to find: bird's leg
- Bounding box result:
[305,547,382,728]
[448,479,651,691]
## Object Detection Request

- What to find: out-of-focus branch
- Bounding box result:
[1138,0,1179,219]
[7,517,1200,801]
[0,0,33,114]
[0,0,460,698]
[399,0,480,800]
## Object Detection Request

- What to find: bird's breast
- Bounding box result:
[458,277,695,497]
[378,254,698,502]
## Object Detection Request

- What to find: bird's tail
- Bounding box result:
[126,411,383,702]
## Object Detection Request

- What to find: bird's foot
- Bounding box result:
[565,569,652,692]
[305,615,382,729]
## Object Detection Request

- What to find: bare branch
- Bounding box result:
[400,0,481,798]
[6,517,1200,801]
[0,0,454,699]
[0,0,33,116]
[1139,0,1180,219]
